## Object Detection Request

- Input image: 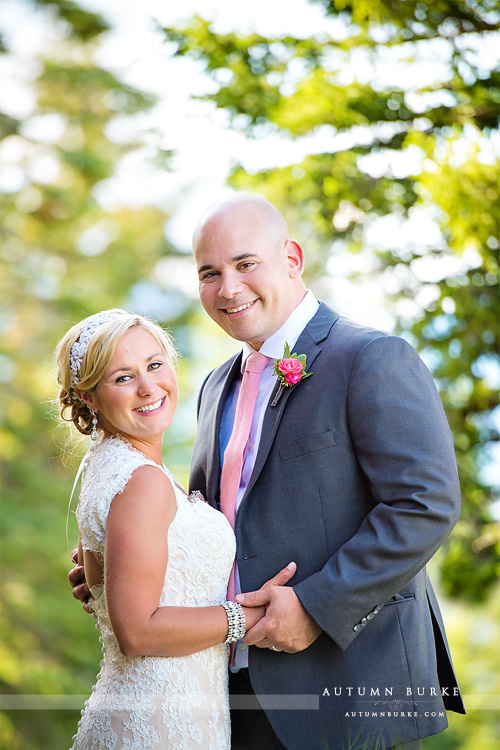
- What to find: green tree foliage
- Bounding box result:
[162,0,500,601]
[0,2,197,747]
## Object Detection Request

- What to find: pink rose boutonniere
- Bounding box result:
[271,342,312,406]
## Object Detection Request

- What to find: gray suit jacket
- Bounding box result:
[190,302,465,749]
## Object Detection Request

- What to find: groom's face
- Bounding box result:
[194,203,304,349]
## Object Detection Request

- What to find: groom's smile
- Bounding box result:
[224,300,256,315]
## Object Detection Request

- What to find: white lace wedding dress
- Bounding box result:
[70,434,235,750]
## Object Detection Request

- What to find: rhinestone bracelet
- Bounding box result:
[221,601,246,644]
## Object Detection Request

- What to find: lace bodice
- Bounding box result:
[71,435,235,750]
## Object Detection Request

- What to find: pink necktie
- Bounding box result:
[220,351,269,601]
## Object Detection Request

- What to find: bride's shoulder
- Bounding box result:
[82,435,154,496]
[89,433,140,465]
[77,438,173,545]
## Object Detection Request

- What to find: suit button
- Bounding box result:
[239,643,247,651]
[361,618,367,625]
[353,624,362,632]
[367,613,374,620]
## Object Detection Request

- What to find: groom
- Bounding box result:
[188,194,464,749]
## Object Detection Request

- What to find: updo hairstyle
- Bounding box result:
[55,309,178,437]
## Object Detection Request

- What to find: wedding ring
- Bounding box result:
[271,646,282,652]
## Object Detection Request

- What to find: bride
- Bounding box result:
[55,309,294,750]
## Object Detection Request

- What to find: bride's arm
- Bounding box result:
[104,465,293,658]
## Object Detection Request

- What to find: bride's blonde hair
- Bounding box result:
[55,309,178,437]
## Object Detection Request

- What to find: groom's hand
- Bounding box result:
[260,561,297,590]
[68,548,92,614]
[236,586,321,653]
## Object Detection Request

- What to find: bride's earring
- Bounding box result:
[91,410,98,441]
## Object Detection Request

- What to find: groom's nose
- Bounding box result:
[218,269,246,300]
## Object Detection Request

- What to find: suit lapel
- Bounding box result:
[241,303,338,502]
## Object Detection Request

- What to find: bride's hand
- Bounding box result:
[241,561,296,630]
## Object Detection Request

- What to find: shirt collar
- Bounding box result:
[241,290,319,372]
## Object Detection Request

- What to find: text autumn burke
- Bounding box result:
[322,687,461,697]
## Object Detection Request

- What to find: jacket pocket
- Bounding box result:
[278,430,336,461]
[385,592,416,605]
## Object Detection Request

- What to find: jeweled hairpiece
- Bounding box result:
[69,311,122,384]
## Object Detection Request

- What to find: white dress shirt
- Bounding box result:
[219,290,319,669]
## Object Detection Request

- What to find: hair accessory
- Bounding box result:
[221,601,246,643]
[69,311,121,384]
[90,411,98,441]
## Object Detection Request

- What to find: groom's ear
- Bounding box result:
[286,239,304,278]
